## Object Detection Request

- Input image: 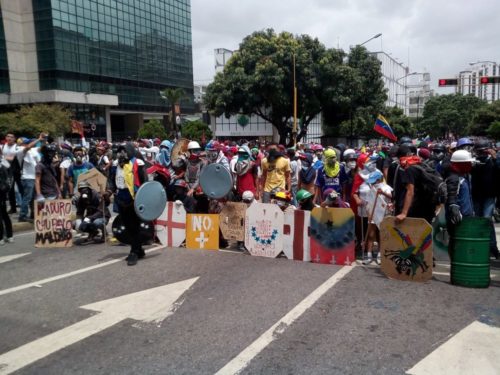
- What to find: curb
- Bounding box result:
[13,222,34,233]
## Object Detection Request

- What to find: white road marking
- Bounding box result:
[0,253,30,264]
[406,321,500,375]
[433,271,498,278]
[0,277,198,375]
[0,245,164,297]
[215,265,355,375]
[13,231,35,238]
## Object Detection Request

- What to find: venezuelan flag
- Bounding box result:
[373,114,397,142]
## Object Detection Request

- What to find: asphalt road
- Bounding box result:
[0,226,499,375]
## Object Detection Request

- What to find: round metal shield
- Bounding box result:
[111,215,154,245]
[171,138,189,163]
[134,181,167,221]
[200,163,233,199]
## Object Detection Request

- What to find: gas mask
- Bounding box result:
[207,150,219,162]
[325,157,337,167]
[347,161,357,170]
[432,152,444,161]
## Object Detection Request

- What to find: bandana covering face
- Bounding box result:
[299,153,315,184]
[324,160,340,178]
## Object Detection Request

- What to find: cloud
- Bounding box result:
[191,0,500,89]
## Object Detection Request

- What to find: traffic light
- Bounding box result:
[480,76,500,84]
[438,78,458,86]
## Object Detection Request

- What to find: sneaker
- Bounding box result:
[126,253,138,266]
[375,252,381,265]
[0,240,5,246]
[362,253,373,265]
[6,237,14,243]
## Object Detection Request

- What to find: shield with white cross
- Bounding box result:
[186,214,219,250]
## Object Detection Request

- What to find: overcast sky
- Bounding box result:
[191,0,500,91]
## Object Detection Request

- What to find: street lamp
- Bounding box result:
[359,33,382,46]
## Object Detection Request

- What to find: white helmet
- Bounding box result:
[187,141,201,150]
[343,148,356,159]
[451,150,474,163]
[242,190,254,201]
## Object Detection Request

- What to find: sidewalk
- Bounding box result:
[8,211,34,233]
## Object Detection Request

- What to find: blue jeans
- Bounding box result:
[20,179,35,220]
[474,197,498,252]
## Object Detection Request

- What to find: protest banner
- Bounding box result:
[35,199,73,248]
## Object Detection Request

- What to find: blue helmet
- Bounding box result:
[456,137,473,148]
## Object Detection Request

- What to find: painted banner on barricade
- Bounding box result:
[245,203,284,258]
[283,210,311,261]
[310,207,355,265]
[35,199,73,248]
[154,202,186,247]
[186,214,219,250]
[219,202,246,241]
[380,216,433,282]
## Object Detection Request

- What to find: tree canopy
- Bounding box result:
[205,29,387,145]
[418,94,486,139]
[181,120,212,144]
[160,87,187,136]
[138,119,168,140]
[0,104,71,138]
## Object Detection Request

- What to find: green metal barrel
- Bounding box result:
[451,217,491,288]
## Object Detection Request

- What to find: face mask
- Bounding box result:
[347,161,356,169]
[326,158,336,166]
[301,160,310,169]
[207,150,218,161]
[238,153,249,161]
[276,200,287,208]
[365,162,376,172]
[433,152,444,161]
[189,153,200,161]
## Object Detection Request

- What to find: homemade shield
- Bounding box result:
[245,203,284,258]
[154,201,186,247]
[283,209,311,261]
[199,163,233,199]
[134,181,167,221]
[219,202,247,241]
[379,216,433,282]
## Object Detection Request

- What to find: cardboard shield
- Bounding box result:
[154,201,186,247]
[186,214,219,250]
[35,199,73,248]
[310,207,355,265]
[380,216,433,282]
[76,169,107,193]
[283,210,311,261]
[219,202,247,241]
[171,138,189,163]
[245,203,284,258]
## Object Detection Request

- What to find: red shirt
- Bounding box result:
[236,164,257,195]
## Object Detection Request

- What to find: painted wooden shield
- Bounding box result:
[380,216,433,282]
[310,207,355,266]
[154,201,186,247]
[283,210,311,261]
[76,168,107,193]
[186,214,219,250]
[219,202,247,241]
[245,203,284,258]
[35,199,73,248]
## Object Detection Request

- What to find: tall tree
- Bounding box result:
[471,100,500,136]
[419,94,486,139]
[205,29,353,145]
[160,87,187,136]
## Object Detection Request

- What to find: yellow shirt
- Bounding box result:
[261,157,291,192]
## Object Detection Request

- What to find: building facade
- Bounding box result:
[457,61,499,103]
[0,0,193,140]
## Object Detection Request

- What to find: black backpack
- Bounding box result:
[413,163,447,206]
[0,163,13,193]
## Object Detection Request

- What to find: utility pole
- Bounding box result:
[293,53,298,146]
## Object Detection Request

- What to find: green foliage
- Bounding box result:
[160,87,187,134]
[181,120,212,142]
[418,94,486,139]
[205,29,386,145]
[487,120,500,140]
[0,104,71,137]
[383,106,415,138]
[138,119,168,140]
[471,100,500,136]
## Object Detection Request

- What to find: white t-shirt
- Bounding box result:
[115,166,126,189]
[19,148,40,180]
[2,143,20,164]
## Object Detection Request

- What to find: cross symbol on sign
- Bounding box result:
[195,232,208,248]
[155,204,186,247]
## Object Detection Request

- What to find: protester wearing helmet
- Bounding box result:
[106,142,147,265]
[296,189,316,211]
[185,140,208,212]
[445,150,475,257]
[206,141,230,171]
[73,180,110,244]
[314,148,347,205]
[456,137,474,152]
[471,140,500,258]
[271,189,295,213]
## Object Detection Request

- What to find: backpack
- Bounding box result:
[413,163,447,206]
[0,163,13,193]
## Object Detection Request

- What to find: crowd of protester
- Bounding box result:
[0,131,499,266]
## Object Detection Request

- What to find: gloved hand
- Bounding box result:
[448,204,462,225]
[83,217,91,223]
[36,194,45,204]
[174,200,183,207]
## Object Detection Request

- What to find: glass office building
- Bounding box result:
[0,0,193,140]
